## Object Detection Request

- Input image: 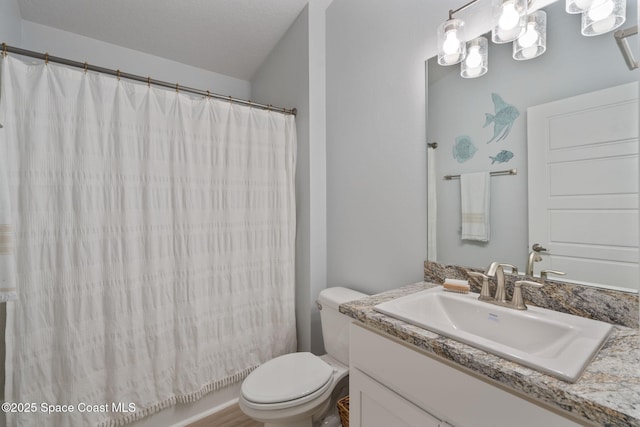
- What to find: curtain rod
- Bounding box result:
[1,43,297,116]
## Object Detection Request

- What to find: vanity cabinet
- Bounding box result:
[349,323,587,427]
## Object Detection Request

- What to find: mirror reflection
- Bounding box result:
[427,0,639,291]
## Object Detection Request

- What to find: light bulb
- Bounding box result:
[465,66,483,78]
[499,2,520,30]
[443,30,460,55]
[518,22,539,48]
[465,46,482,68]
[589,15,616,32]
[520,46,538,59]
[588,0,614,21]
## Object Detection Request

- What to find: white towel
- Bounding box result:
[427,145,437,260]
[460,172,490,242]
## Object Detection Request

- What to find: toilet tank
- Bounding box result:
[318,287,368,366]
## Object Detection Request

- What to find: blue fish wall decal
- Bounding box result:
[452,135,478,163]
[484,93,520,143]
[489,150,514,164]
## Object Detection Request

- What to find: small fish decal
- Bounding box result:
[489,150,514,164]
[484,93,520,143]
[452,135,477,163]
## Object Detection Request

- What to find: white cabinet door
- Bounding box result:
[350,323,585,427]
[350,367,441,427]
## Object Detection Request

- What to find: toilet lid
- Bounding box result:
[241,352,334,404]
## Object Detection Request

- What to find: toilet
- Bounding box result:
[239,287,367,427]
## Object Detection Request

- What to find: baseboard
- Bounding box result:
[127,381,242,427]
[172,397,239,427]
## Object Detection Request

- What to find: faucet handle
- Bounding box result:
[540,270,566,280]
[532,243,548,252]
[466,270,492,300]
[512,280,544,310]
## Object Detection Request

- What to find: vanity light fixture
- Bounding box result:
[513,10,547,60]
[437,0,541,78]
[461,36,489,77]
[439,0,627,77]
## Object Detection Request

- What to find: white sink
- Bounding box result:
[373,286,613,382]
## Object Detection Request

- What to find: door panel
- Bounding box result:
[527,82,638,288]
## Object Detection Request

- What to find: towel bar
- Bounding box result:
[444,168,517,180]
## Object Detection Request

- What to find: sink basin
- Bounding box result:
[373,286,613,382]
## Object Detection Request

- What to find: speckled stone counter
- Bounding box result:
[340,282,640,427]
[424,261,639,328]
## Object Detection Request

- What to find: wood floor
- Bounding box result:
[186,403,263,427]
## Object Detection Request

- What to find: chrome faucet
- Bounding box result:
[485,262,518,304]
[467,263,543,310]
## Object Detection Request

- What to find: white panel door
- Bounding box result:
[527,82,638,288]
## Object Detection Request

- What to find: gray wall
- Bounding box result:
[430,1,639,270]
[19,21,251,100]
[0,0,21,45]
[326,0,433,295]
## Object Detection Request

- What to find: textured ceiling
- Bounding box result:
[16,0,310,81]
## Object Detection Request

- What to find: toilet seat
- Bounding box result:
[241,352,334,410]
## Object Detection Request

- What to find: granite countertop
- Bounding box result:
[340,282,640,427]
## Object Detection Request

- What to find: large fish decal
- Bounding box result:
[484,93,519,143]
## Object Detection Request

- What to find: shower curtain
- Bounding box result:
[0,55,297,426]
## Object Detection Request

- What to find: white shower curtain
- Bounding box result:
[0,55,297,426]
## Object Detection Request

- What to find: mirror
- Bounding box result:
[427,0,639,291]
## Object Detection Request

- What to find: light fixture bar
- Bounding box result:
[448,0,483,19]
[450,0,535,18]
[615,25,639,70]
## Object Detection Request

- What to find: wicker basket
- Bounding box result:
[337,395,349,427]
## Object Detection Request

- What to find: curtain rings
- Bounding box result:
[2,43,7,57]
[83,62,89,74]
[147,76,151,88]
[116,69,121,81]
[44,53,49,65]
[175,83,179,93]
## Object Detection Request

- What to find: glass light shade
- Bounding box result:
[566,0,596,14]
[438,18,466,65]
[461,37,488,78]
[513,11,547,60]
[492,0,528,43]
[581,0,626,36]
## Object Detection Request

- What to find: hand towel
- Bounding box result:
[460,172,490,242]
